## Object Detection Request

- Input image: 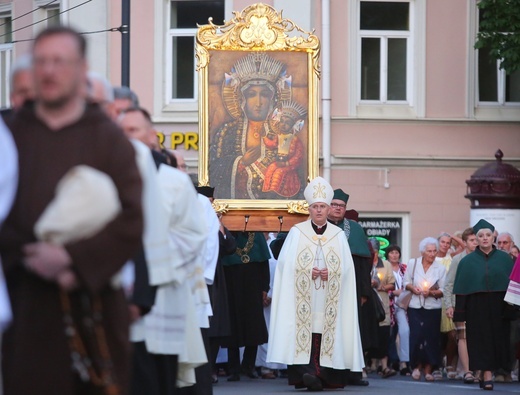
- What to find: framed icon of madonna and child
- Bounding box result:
[196,3,320,213]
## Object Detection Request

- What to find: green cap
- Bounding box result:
[333,189,350,204]
[472,219,495,234]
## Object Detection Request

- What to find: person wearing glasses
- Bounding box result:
[327,188,372,386]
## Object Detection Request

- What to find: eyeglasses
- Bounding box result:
[330,203,346,208]
[33,56,81,70]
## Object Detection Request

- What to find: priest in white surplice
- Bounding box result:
[267,177,364,391]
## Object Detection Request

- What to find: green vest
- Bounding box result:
[329,219,371,258]
[453,247,514,295]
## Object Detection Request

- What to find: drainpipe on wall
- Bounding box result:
[121,0,130,87]
[321,0,331,182]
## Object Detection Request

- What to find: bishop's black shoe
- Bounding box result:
[302,373,323,391]
[348,378,370,386]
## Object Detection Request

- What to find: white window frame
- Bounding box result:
[155,0,229,121]
[348,0,426,119]
[34,0,59,6]
[34,0,61,31]
[358,31,412,104]
[0,6,12,45]
[165,27,198,106]
[0,5,13,109]
[0,44,13,108]
[468,0,520,121]
[478,57,518,106]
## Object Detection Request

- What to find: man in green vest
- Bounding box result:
[327,189,372,386]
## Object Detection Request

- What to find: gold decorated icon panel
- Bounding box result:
[196,3,319,214]
[208,50,309,202]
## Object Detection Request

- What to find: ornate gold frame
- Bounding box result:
[196,3,320,214]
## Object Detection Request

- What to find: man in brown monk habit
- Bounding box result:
[0,26,143,395]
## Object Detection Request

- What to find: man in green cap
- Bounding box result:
[453,219,514,391]
[328,188,372,386]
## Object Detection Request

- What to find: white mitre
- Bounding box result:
[304,176,333,206]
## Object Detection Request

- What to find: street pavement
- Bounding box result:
[213,372,520,394]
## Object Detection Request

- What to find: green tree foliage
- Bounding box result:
[475,0,520,74]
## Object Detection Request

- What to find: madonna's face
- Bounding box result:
[243,84,274,121]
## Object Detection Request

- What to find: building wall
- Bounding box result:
[425,0,468,119]
[329,0,349,118]
[322,0,516,261]
[324,0,519,258]
[331,166,473,261]
[68,0,110,76]
[109,0,122,85]
[5,0,519,260]
[9,0,33,56]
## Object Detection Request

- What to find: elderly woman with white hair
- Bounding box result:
[404,237,446,382]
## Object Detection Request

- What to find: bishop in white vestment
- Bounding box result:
[267,177,364,391]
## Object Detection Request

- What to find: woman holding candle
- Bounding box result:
[368,238,396,378]
[404,237,446,382]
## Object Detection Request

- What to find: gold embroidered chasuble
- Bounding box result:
[267,220,365,371]
[294,223,342,360]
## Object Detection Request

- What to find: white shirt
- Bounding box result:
[403,257,446,310]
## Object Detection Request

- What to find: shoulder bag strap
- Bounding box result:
[411,258,417,283]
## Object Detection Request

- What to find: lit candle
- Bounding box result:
[422,280,429,291]
[377,272,383,281]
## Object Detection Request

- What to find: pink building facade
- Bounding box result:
[1,0,519,261]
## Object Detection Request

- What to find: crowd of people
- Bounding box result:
[0,26,520,395]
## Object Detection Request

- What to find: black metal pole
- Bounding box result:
[121,0,130,87]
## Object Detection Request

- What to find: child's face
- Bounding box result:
[278,115,296,134]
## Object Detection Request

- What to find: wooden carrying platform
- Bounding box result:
[220,210,308,232]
